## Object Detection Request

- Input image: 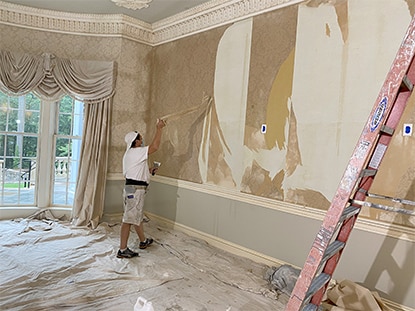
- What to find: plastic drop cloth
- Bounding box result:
[322,279,394,311]
[265,264,301,296]
[265,264,393,311]
[0,211,286,311]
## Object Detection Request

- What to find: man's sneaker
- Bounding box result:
[117,248,139,258]
[139,238,153,249]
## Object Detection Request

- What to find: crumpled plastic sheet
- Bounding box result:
[265,264,300,296]
[264,265,393,311]
[0,213,286,311]
[322,279,394,311]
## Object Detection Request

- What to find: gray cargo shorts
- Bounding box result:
[122,185,147,225]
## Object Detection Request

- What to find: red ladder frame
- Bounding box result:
[285,14,415,311]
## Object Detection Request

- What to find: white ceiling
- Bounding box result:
[1,0,212,24]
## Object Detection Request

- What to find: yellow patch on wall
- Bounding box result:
[265,49,295,150]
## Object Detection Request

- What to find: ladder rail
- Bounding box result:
[285,15,415,311]
[308,76,415,306]
[308,79,415,305]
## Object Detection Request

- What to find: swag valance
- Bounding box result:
[0,50,115,103]
[0,50,116,228]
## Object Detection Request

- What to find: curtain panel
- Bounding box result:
[0,50,116,228]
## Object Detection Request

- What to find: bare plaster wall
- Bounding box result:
[148,25,227,183]
[149,0,415,228]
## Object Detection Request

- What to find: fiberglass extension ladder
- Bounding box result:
[284,15,415,311]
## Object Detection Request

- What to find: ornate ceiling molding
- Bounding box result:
[111,0,153,10]
[152,0,304,44]
[0,0,304,46]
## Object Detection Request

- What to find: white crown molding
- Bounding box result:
[0,0,304,46]
[111,0,153,11]
[152,0,305,44]
[0,0,154,44]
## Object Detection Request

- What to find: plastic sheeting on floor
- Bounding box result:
[0,212,287,311]
[322,279,394,311]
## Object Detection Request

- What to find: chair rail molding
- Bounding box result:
[0,0,304,45]
[106,173,415,242]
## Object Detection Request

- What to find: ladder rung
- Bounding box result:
[380,125,394,135]
[303,304,319,311]
[357,187,367,194]
[359,169,377,177]
[350,199,415,216]
[340,205,360,222]
[304,273,331,303]
[303,304,324,311]
[322,240,345,263]
[402,74,414,91]
[368,193,415,206]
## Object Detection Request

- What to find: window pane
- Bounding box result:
[0,92,7,104]
[8,110,18,132]
[56,137,70,158]
[0,106,7,132]
[24,111,40,133]
[25,93,40,110]
[22,136,38,157]
[59,96,73,113]
[8,96,18,109]
[5,156,20,171]
[0,134,4,155]
[58,114,71,135]
[5,135,17,157]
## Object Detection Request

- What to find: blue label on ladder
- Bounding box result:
[370,97,387,132]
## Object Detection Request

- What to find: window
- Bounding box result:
[0,92,83,207]
[53,96,83,205]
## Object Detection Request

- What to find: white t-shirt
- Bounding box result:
[123,146,150,182]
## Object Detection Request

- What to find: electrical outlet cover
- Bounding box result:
[403,123,413,136]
